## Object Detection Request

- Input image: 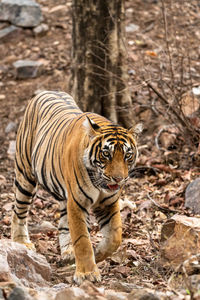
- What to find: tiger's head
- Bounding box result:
[83,117,142,192]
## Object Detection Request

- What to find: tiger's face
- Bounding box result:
[84,117,142,192]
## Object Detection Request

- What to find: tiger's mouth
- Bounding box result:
[107,184,120,191]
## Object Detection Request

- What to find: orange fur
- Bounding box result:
[12,91,140,284]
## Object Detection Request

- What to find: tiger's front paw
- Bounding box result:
[74,265,101,285]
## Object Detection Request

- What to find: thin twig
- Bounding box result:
[161,0,175,91]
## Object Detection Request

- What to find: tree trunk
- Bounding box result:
[70,0,134,128]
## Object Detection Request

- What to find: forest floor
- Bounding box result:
[0,0,200,299]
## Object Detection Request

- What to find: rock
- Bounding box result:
[55,281,106,300]
[0,282,17,300]
[185,178,200,214]
[105,289,127,300]
[80,281,106,300]
[160,214,200,272]
[54,287,89,300]
[125,23,139,33]
[29,221,57,234]
[180,92,199,117]
[33,23,49,36]
[110,281,140,293]
[0,240,51,288]
[5,121,17,134]
[8,287,33,300]
[13,60,43,79]
[0,25,22,42]
[0,0,43,28]
[127,289,161,300]
[7,140,16,158]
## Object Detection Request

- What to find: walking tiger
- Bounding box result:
[11,91,142,284]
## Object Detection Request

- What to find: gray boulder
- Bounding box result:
[185,178,200,214]
[0,0,43,28]
[0,25,22,42]
[13,60,43,79]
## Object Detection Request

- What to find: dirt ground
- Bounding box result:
[0,0,200,297]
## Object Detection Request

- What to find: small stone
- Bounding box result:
[13,60,43,79]
[5,121,17,134]
[0,95,5,100]
[0,25,21,42]
[33,23,49,36]
[192,86,200,96]
[185,178,200,214]
[125,23,139,33]
[29,221,57,233]
[128,69,136,76]
[7,140,16,158]
[0,0,43,28]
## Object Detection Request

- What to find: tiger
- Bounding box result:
[11,91,142,284]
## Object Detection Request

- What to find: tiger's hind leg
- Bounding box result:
[58,200,75,263]
[11,173,36,250]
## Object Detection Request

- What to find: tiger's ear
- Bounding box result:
[128,123,143,139]
[83,116,101,138]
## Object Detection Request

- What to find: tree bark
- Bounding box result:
[70,0,134,128]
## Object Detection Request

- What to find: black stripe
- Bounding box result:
[98,211,110,223]
[15,180,32,197]
[68,181,89,215]
[60,211,67,217]
[106,138,117,142]
[66,114,85,136]
[14,210,27,219]
[89,138,100,160]
[100,192,118,204]
[14,209,27,216]
[26,176,36,187]
[15,158,24,176]
[73,234,88,247]
[93,208,105,217]
[16,199,32,205]
[74,169,93,204]
[50,128,67,199]
[106,198,119,207]
[58,227,69,232]
[15,159,36,187]
[50,191,64,201]
[100,211,118,229]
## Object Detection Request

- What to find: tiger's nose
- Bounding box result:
[113,176,123,183]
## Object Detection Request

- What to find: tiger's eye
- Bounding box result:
[125,152,132,159]
[102,150,110,158]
